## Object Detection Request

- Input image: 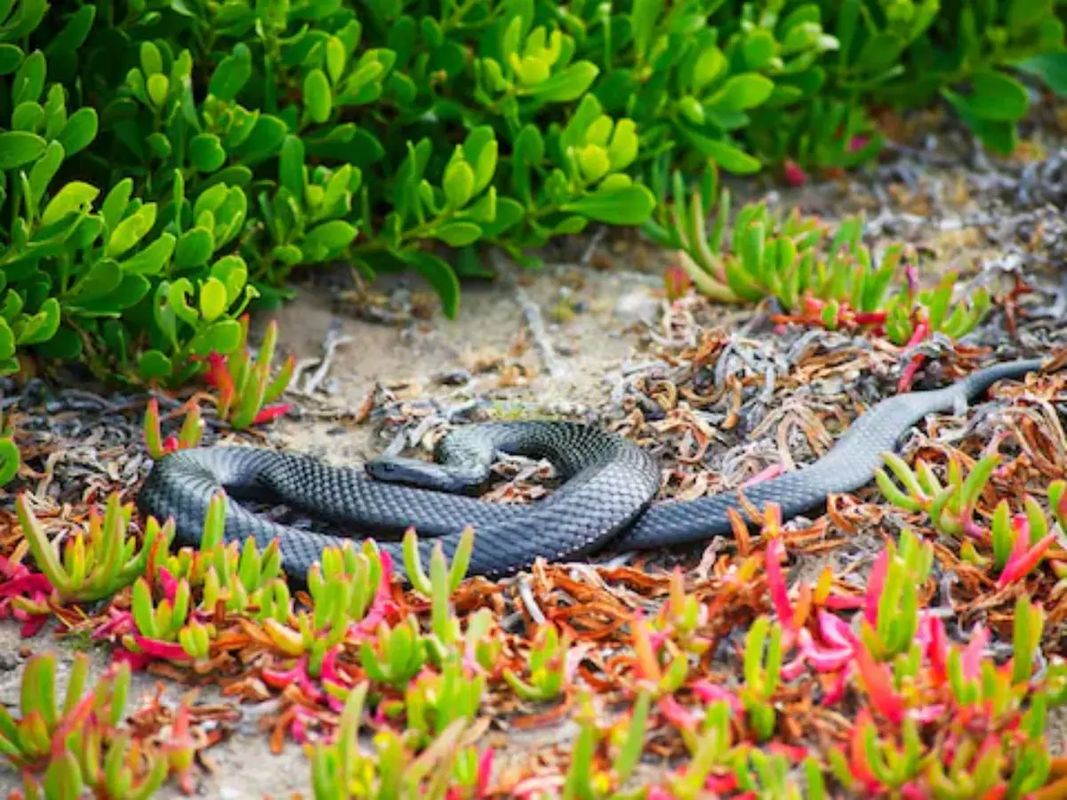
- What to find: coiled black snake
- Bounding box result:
[135,358,1045,583]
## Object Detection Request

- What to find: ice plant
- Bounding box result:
[663,262,691,302]
[556,690,651,799]
[403,526,474,598]
[739,615,782,741]
[0,653,129,774]
[205,315,295,430]
[661,699,748,798]
[123,575,198,662]
[403,656,485,747]
[263,540,394,676]
[994,507,1056,588]
[16,492,174,603]
[877,453,1059,587]
[308,682,490,799]
[0,552,55,637]
[859,529,932,662]
[883,271,991,350]
[652,567,712,657]
[875,451,1001,539]
[143,397,203,459]
[631,611,688,697]
[359,614,429,689]
[503,623,572,702]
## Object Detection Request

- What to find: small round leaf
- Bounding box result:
[188,134,227,172]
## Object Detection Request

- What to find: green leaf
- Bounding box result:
[32,325,80,361]
[855,32,905,73]
[44,5,96,58]
[0,45,22,76]
[67,260,122,302]
[0,131,46,170]
[188,319,243,356]
[1008,0,1050,33]
[101,179,133,233]
[406,251,460,319]
[27,141,63,206]
[304,68,333,123]
[56,108,98,157]
[229,114,288,164]
[140,41,163,75]
[210,255,248,304]
[528,62,599,103]
[743,30,777,70]
[442,159,475,209]
[12,101,43,133]
[0,438,19,486]
[174,227,215,270]
[302,220,357,261]
[12,50,44,105]
[198,277,228,322]
[0,318,13,360]
[210,43,252,101]
[679,127,762,174]
[326,36,346,84]
[631,0,663,60]
[561,185,656,225]
[948,69,1030,121]
[40,181,98,225]
[1014,52,1067,97]
[15,297,59,345]
[137,350,173,381]
[106,203,157,259]
[119,233,176,275]
[278,135,305,198]
[188,134,226,172]
[462,126,498,194]
[432,221,482,247]
[706,73,775,112]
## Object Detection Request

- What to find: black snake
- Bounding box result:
[135,358,1045,583]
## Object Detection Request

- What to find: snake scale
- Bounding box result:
[136,358,1045,583]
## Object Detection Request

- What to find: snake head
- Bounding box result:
[365,456,487,494]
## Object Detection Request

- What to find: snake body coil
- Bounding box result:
[136,359,1044,582]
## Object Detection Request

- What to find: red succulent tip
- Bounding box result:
[252,403,292,426]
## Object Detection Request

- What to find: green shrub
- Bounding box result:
[0,0,1065,391]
